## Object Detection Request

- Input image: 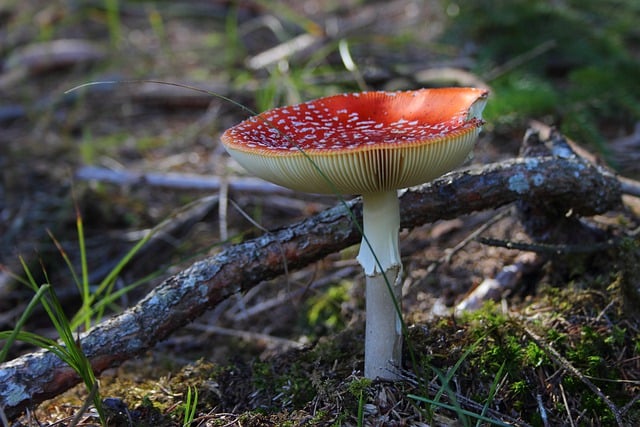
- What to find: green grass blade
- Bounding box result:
[4,261,77,366]
[183,386,198,426]
[408,394,512,427]
[69,226,154,330]
[432,366,469,427]
[37,268,76,347]
[0,284,51,362]
[0,330,66,361]
[430,333,486,406]
[47,229,83,298]
[39,285,105,422]
[356,388,365,427]
[94,227,152,299]
[104,0,122,48]
[477,361,506,427]
[18,256,41,294]
[91,270,162,315]
[75,206,91,330]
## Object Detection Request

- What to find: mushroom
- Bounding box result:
[221,88,488,380]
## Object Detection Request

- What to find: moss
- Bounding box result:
[252,360,315,410]
[347,377,372,398]
[406,278,639,424]
[303,280,351,339]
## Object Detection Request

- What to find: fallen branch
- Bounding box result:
[0,130,624,419]
[76,166,294,194]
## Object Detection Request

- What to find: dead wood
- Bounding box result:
[0,129,624,420]
[75,166,295,194]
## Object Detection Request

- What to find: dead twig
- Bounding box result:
[558,382,576,427]
[424,207,511,278]
[619,176,640,198]
[477,236,620,254]
[76,166,294,194]
[187,323,302,350]
[244,0,405,70]
[520,325,625,427]
[444,207,512,265]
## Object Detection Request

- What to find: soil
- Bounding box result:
[1,1,639,426]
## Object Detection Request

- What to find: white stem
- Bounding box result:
[357,191,401,276]
[364,266,402,380]
[357,191,403,380]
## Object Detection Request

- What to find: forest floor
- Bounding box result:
[1,1,639,426]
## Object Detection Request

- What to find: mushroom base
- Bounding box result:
[364,265,403,380]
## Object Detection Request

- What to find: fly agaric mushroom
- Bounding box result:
[221,87,488,380]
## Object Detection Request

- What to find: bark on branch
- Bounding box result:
[0,130,623,419]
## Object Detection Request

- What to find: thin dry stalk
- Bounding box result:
[521,325,624,427]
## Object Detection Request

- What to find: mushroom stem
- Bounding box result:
[357,190,402,275]
[358,190,403,380]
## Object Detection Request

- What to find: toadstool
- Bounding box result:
[221,87,488,380]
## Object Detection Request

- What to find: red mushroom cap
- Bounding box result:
[222,87,488,194]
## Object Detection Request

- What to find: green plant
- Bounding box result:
[104,0,122,48]
[222,4,245,70]
[409,393,511,427]
[477,361,506,427]
[347,377,372,427]
[482,72,558,127]
[63,207,154,331]
[250,360,315,411]
[182,386,198,426]
[147,6,168,54]
[0,260,106,424]
[0,206,156,424]
[305,281,350,335]
[446,0,640,157]
[428,334,496,426]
